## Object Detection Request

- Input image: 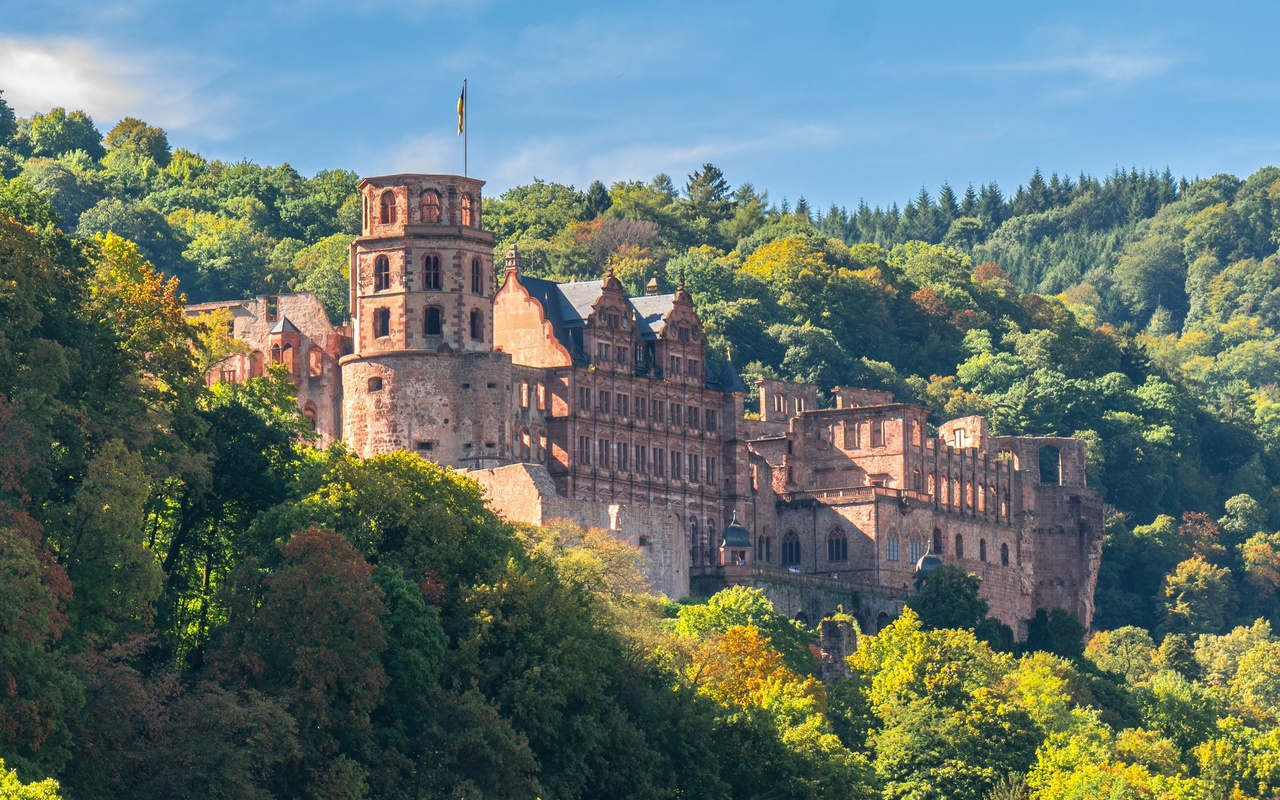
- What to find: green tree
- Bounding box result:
[1159,556,1235,636]
[909,563,989,631]
[22,108,105,159]
[673,585,815,675]
[0,759,62,799]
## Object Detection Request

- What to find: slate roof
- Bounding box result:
[269,316,299,334]
[510,274,739,393]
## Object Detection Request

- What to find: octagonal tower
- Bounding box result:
[341,174,514,467]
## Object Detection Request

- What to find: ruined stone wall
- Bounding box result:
[470,463,689,598]
[341,350,513,467]
[187,293,348,446]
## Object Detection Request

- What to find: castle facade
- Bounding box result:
[188,172,1104,637]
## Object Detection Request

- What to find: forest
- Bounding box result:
[7,94,1280,798]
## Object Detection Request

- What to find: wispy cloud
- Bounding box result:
[1000,49,1175,85]
[0,37,236,136]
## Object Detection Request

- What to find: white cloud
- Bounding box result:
[1008,49,1175,84]
[0,37,235,136]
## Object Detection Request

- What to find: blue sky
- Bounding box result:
[3,1,1279,210]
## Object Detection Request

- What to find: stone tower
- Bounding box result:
[340,174,514,467]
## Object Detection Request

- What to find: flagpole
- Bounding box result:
[463,79,468,177]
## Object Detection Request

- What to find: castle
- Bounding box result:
[187,172,1105,637]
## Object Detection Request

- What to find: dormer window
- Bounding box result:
[421,190,442,223]
[374,255,390,292]
[460,193,474,226]
[424,255,441,290]
[379,190,397,224]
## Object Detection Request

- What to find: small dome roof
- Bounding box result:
[915,551,943,574]
[721,510,751,548]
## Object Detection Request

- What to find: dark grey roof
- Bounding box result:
[269,316,299,334]
[720,511,751,548]
[630,294,676,339]
[717,359,748,394]
[556,280,605,324]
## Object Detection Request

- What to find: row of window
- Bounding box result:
[591,341,701,377]
[371,308,484,341]
[575,389,718,430]
[576,438,717,482]
[375,189,475,227]
[750,529,1012,568]
[371,254,486,295]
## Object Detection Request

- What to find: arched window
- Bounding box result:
[249,352,263,378]
[420,189,442,223]
[423,255,442,291]
[782,531,801,566]
[908,539,921,563]
[887,533,899,562]
[460,193,474,226]
[955,534,964,559]
[980,538,987,562]
[471,258,483,295]
[424,306,443,336]
[270,343,282,363]
[912,469,922,493]
[827,528,848,562]
[1001,543,1010,566]
[302,402,317,431]
[374,254,390,291]
[281,344,294,374]
[690,518,700,565]
[469,309,482,341]
[912,419,921,446]
[757,534,773,563]
[379,190,397,224]
[876,612,891,633]
[1040,445,1061,485]
[373,308,390,338]
[932,528,943,555]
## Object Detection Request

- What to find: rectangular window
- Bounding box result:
[688,359,699,378]
[672,356,682,374]
[671,404,682,425]
[616,395,628,416]
[653,449,665,477]
[671,451,682,479]
[578,436,591,465]
[598,391,610,413]
[688,406,699,429]
[597,343,610,361]
[688,454,699,482]
[520,381,530,408]
[636,446,647,473]
[751,463,759,491]
[617,444,629,472]
[678,326,690,342]
[887,538,899,562]
[606,313,620,330]
[578,387,591,410]
[707,457,716,484]
[635,397,646,418]
[705,410,717,431]
[653,400,664,421]
[598,439,610,468]
[871,419,884,447]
